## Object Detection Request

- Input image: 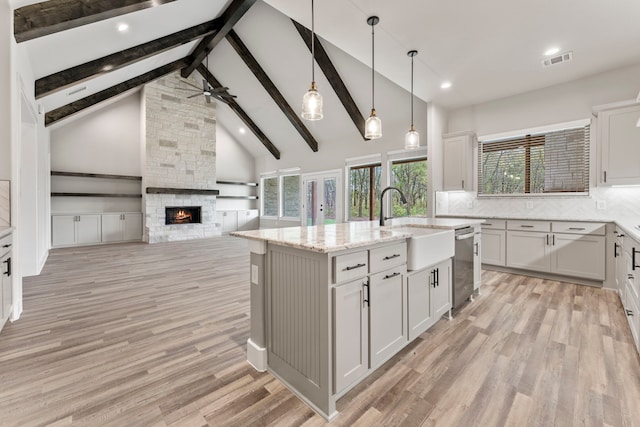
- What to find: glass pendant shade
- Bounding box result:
[365,109,382,140]
[405,127,420,150]
[302,82,323,120]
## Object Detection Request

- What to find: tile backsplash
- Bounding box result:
[437,186,640,224]
[0,180,9,226]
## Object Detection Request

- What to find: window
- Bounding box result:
[478,125,589,195]
[390,157,428,217]
[261,176,278,217]
[281,175,300,218]
[348,163,381,221]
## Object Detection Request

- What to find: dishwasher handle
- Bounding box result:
[455,233,475,241]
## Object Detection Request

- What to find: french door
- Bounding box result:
[302,170,342,226]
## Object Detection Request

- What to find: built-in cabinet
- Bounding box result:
[598,104,640,186]
[52,212,142,247]
[481,220,506,266]
[506,220,605,281]
[216,209,259,233]
[616,229,640,354]
[442,132,474,191]
[407,259,451,341]
[1,231,13,332]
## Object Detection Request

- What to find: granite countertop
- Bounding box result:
[230,218,482,253]
[615,221,640,243]
[438,214,615,223]
[0,227,13,239]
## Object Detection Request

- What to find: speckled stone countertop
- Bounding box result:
[230,218,484,253]
[0,227,12,239]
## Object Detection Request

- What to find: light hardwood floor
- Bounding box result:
[1,236,639,426]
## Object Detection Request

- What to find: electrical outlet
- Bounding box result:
[526,201,533,209]
[597,200,606,210]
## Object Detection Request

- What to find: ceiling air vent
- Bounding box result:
[541,51,573,68]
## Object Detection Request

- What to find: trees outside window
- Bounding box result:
[391,158,428,217]
[349,164,381,221]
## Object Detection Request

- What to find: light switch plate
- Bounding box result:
[526,201,533,209]
[251,264,259,285]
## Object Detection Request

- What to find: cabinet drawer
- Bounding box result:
[0,234,11,257]
[552,221,605,235]
[333,250,369,284]
[369,242,407,274]
[481,220,506,230]
[507,220,551,232]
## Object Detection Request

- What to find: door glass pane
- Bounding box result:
[306,180,317,226]
[323,178,336,224]
[391,158,428,217]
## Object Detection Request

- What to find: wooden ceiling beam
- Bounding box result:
[196,64,281,160]
[226,30,318,153]
[14,0,177,43]
[180,0,257,79]
[36,19,221,99]
[45,57,189,126]
[292,19,368,141]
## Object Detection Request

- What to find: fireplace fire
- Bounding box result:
[165,206,202,225]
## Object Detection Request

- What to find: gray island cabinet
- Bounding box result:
[231,221,474,420]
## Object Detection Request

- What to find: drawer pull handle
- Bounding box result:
[520,225,534,228]
[568,227,585,231]
[345,263,366,271]
[383,254,401,260]
[383,272,401,280]
[627,309,634,317]
[484,223,493,226]
[2,244,10,248]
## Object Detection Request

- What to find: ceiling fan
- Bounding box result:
[178,78,236,105]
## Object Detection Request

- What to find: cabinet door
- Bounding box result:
[407,269,432,341]
[431,260,452,320]
[219,211,238,233]
[599,105,640,185]
[506,231,550,273]
[369,266,407,368]
[333,279,368,394]
[473,233,482,290]
[443,135,468,191]
[101,214,123,243]
[237,210,259,231]
[123,213,142,241]
[52,215,77,247]
[76,215,101,245]
[482,229,506,266]
[1,253,11,324]
[551,233,605,280]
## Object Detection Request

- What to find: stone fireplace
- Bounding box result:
[142,72,221,243]
[165,206,202,225]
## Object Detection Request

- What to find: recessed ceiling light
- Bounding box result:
[440,81,452,89]
[239,128,246,134]
[117,23,129,32]
[544,47,560,56]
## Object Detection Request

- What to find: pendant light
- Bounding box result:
[364,16,382,140]
[301,0,323,120]
[405,50,420,150]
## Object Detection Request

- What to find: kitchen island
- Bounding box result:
[231,219,482,420]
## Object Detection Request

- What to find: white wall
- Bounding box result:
[51,92,142,175]
[0,2,10,180]
[439,62,640,223]
[216,125,258,211]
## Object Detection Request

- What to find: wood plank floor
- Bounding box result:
[1,236,640,426]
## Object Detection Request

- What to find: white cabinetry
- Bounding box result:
[481,220,506,266]
[598,104,640,186]
[217,209,259,233]
[622,234,640,353]
[506,220,606,281]
[217,211,238,233]
[52,214,101,247]
[1,232,13,331]
[101,213,142,242]
[443,132,474,191]
[407,259,452,341]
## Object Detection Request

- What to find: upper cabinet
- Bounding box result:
[598,104,640,186]
[443,132,474,191]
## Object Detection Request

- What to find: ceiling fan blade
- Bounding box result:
[187,93,201,99]
[180,80,202,90]
[210,87,230,93]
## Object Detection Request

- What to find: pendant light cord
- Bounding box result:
[311,0,315,83]
[371,22,375,109]
[410,55,414,128]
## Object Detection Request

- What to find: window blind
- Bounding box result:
[478,125,590,195]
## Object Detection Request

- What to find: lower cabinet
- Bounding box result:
[622,236,640,353]
[407,259,452,341]
[217,210,259,233]
[102,213,142,242]
[1,233,12,331]
[52,213,142,247]
[333,264,407,393]
[481,229,506,266]
[52,214,101,247]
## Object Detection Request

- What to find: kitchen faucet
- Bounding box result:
[379,186,407,226]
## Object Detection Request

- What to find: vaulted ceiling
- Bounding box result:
[13,0,640,160]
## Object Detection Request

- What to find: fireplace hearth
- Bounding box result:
[166,206,202,225]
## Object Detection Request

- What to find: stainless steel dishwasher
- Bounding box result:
[453,226,474,309]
